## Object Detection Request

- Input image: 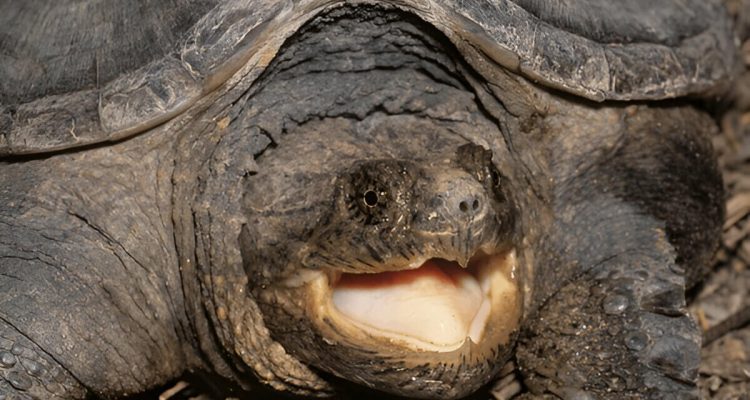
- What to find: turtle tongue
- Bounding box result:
[331,259,486,349]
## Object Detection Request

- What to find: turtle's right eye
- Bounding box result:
[349,185,389,225]
[343,159,415,225]
[363,190,379,207]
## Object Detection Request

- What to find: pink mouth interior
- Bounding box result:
[331,258,492,350]
[335,258,473,289]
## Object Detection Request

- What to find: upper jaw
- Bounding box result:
[299,214,508,274]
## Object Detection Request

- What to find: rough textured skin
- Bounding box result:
[517,104,723,399]
[0,2,730,400]
[0,0,735,155]
[0,131,193,397]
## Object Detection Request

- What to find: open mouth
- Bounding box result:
[325,250,518,352]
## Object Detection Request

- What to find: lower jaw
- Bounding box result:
[256,248,521,398]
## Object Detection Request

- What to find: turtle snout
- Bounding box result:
[458,195,483,216]
[433,174,491,222]
[410,172,504,264]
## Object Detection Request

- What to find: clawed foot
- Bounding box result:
[516,245,701,399]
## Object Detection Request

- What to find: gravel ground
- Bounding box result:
[693,3,750,399]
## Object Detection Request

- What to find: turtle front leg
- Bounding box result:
[516,229,701,399]
[514,105,723,399]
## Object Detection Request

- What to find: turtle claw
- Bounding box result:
[516,240,701,400]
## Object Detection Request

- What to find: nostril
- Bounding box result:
[459,198,480,213]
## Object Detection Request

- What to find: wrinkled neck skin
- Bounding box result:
[168,4,604,399]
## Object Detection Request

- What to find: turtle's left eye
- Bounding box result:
[363,190,379,207]
[489,168,500,188]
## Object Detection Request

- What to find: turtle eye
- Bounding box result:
[489,168,500,188]
[363,190,379,207]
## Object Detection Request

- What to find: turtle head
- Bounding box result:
[303,144,514,272]
[241,144,521,398]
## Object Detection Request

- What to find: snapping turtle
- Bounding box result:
[0,0,736,399]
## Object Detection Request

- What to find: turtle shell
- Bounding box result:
[0,0,737,155]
